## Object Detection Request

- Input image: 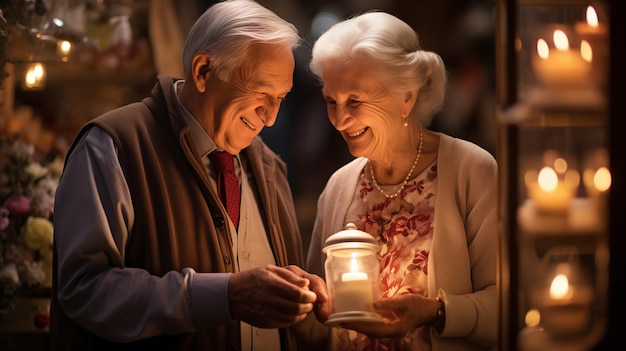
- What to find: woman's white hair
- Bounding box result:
[182,0,301,81]
[309,11,447,126]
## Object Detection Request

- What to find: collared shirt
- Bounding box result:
[174,81,280,350]
[54,80,280,350]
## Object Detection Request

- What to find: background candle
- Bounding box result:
[525,166,578,214]
[532,30,591,87]
[536,271,594,336]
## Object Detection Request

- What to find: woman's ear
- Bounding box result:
[402,90,418,116]
[190,51,212,93]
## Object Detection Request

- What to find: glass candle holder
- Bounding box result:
[322,223,384,326]
[532,247,594,337]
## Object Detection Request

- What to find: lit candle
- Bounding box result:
[537,267,594,336]
[333,254,374,313]
[525,161,579,214]
[574,5,608,87]
[574,6,607,36]
[532,29,591,87]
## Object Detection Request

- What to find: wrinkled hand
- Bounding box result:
[284,265,331,323]
[228,265,326,328]
[341,294,439,339]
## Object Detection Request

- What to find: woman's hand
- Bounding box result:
[340,294,441,339]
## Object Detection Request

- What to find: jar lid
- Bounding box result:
[322,223,378,253]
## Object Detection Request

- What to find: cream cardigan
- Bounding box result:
[306,133,498,351]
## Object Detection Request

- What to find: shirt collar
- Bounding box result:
[174,80,219,158]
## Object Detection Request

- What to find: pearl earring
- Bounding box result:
[403,119,409,127]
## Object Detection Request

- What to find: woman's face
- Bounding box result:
[321,59,414,161]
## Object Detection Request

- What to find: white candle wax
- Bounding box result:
[334,271,373,313]
[525,167,578,215]
[526,182,573,214]
[532,30,591,87]
[532,49,591,87]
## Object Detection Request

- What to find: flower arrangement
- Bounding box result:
[0,135,62,313]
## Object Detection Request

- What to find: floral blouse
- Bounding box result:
[340,160,438,351]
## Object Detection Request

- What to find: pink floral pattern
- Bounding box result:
[339,161,438,351]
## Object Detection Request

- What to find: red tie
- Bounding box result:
[209,151,240,228]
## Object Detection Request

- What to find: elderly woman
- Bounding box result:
[304,11,498,351]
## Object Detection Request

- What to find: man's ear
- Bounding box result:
[190,51,212,93]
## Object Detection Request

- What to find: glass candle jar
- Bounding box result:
[322,223,384,326]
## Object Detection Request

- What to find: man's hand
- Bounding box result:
[284,265,330,323]
[228,265,327,328]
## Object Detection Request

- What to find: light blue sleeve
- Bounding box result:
[54,126,231,342]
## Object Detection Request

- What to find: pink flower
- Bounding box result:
[3,194,31,215]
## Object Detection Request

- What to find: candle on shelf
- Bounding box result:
[333,254,374,313]
[574,6,607,37]
[574,5,608,87]
[532,29,591,87]
[536,264,594,336]
[525,162,579,215]
[583,148,611,220]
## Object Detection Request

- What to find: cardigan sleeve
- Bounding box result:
[433,134,498,348]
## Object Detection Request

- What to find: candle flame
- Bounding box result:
[350,253,359,272]
[550,274,570,299]
[537,38,549,59]
[580,40,593,62]
[550,274,570,300]
[553,30,570,51]
[594,167,611,192]
[586,6,599,28]
[538,167,558,192]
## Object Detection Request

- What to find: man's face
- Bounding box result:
[203,43,295,154]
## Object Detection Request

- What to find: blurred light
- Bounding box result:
[553,30,570,51]
[23,62,46,89]
[311,9,341,39]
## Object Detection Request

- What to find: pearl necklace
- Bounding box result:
[369,127,423,199]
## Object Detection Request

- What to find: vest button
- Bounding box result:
[214,217,225,228]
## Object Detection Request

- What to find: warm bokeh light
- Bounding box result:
[594,167,611,192]
[580,40,593,62]
[537,38,549,59]
[59,40,71,55]
[586,6,599,28]
[550,274,570,300]
[524,309,541,327]
[538,167,558,192]
[553,30,570,51]
[565,169,580,187]
[553,157,568,174]
[24,63,45,89]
